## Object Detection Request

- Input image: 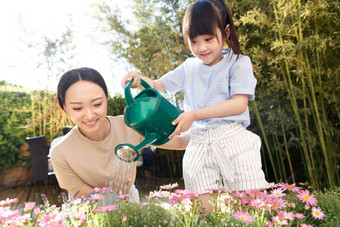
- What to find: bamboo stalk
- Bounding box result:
[272,0,316,187]
[252,100,278,181]
[277,98,295,183]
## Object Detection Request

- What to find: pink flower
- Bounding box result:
[267,221,274,227]
[87,194,103,201]
[277,210,295,221]
[270,188,286,197]
[0,207,20,223]
[268,197,287,210]
[295,213,306,220]
[297,190,318,207]
[122,215,127,222]
[17,214,30,224]
[94,204,118,213]
[94,187,102,193]
[102,187,111,193]
[95,187,111,194]
[272,216,288,225]
[34,207,41,216]
[74,212,86,224]
[24,202,36,212]
[300,224,313,227]
[118,193,131,200]
[246,189,266,198]
[278,183,300,192]
[38,213,56,226]
[160,183,179,190]
[169,195,183,205]
[0,198,19,207]
[311,206,325,220]
[181,198,193,212]
[232,191,247,199]
[105,204,117,212]
[147,190,165,199]
[182,191,199,200]
[174,189,187,195]
[249,198,265,209]
[234,211,255,224]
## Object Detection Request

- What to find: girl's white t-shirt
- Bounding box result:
[160,49,257,132]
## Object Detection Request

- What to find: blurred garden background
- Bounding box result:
[0,0,339,204]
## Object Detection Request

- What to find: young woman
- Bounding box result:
[51,67,188,202]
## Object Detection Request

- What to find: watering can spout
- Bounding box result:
[114,78,181,163]
[115,131,159,163]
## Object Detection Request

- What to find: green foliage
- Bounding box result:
[314,187,340,225]
[234,0,339,188]
[107,93,126,116]
[0,85,32,170]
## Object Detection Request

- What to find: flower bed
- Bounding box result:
[0,183,335,226]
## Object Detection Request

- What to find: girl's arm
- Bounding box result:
[157,133,190,150]
[169,94,249,138]
[121,72,166,91]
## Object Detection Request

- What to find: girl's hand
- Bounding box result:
[121,71,142,88]
[168,111,196,139]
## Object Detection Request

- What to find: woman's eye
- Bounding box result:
[73,107,82,111]
[94,103,102,107]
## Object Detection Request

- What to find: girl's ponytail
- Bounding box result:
[212,0,242,55]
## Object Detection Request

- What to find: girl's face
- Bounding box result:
[188,28,225,66]
[63,80,108,141]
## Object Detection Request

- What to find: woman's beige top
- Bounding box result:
[51,115,143,194]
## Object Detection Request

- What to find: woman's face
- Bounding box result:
[63,80,108,140]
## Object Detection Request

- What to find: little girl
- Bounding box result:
[122,0,268,209]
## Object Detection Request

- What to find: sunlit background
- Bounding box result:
[0,0,132,95]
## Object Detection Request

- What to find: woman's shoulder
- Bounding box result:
[108,115,144,142]
[50,129,79,156]
[107,115,125,125]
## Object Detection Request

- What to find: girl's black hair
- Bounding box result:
[57,67,108,110]
[182,0,242,56]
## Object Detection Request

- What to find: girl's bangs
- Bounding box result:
[186,2,218,41]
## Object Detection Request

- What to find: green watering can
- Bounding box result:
[115,78,181,162]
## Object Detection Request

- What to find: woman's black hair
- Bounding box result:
[57,67,108,110]
[182,0,242,56]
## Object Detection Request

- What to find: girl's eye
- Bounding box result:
[205,37,213,41]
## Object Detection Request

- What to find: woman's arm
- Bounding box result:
[169,94,249,138]
[68,184,94,199]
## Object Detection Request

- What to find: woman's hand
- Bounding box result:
[168,111,197,139]
[121,71,142,88]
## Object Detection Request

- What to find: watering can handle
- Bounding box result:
[124,78,152,106]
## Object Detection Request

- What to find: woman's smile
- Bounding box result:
[83,119,98,127]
